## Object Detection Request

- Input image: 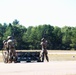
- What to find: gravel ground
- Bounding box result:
[0,61,76,75]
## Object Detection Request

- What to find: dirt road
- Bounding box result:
[0,61,76,75]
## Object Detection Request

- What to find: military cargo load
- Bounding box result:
[2,50,42,63]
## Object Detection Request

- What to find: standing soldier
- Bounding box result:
[40,38,49,62]
[3,40,9,63]
[6,36,17,63]
[3,40,7,50]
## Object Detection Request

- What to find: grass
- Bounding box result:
[48,54,76,61]
[0,50,76,62]
[0,53,3,62]
[48,50,76,61]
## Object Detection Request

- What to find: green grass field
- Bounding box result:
[0,50,76,62]
[48,50,76,61]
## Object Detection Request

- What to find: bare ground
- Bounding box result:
[0,61,76,75]
[0,50,76,75]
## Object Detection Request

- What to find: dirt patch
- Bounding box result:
[0,61,76,75]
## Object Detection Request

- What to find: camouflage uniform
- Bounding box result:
[3,40,9,53]
[3,40,7,49]
[3,40,9,63]
[6,36,17,63]
[41,38,49,62]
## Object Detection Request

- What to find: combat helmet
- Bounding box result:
[41,38,45,41]
[7,36,12,39]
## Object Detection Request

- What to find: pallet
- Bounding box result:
[16,51,42,62]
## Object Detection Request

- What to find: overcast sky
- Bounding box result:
[0,0,76,27]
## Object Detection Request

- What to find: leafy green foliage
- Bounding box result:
[0,19,76,50]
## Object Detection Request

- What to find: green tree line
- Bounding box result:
[0,19,76,50]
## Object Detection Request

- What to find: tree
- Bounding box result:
[53,26,62,49]
[3,23,12,40]
[70,27,76,50]
[12,19,19,25]
[61,26,72,50]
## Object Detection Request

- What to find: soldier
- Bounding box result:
[6,36,17,63]
[3,40,7,49]
[3,40,9,63]
[40,38,49,62]
[3,40,9,53]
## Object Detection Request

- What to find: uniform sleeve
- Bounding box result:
[40,42,42,45]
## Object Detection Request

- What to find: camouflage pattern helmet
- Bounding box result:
[7,36,12,39]
[41,38,45,41]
